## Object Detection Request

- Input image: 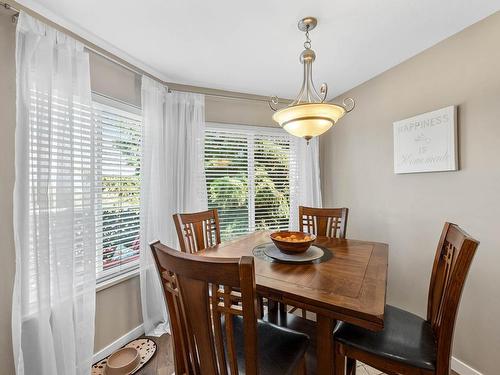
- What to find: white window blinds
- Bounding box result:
[93,96,142,280]
[205,124,296,240]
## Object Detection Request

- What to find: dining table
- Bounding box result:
[196,231,388,375]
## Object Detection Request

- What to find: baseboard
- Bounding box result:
[93,324,145,363]
[452,356,483,375]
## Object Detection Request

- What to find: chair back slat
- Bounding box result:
[299,206,349,238]
[211,284,229,375]
[174,209,221,253]
[178,275,219,374]
[151,242,258,375]
[160,270,192,374]
[426,222,479,374]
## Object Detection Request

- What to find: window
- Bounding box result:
[205,123,296,240]
[93,95,142,281]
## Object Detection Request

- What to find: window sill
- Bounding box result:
[96,267,140,292]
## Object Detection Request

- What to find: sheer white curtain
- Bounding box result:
[140,77,207,336]
[13,12,96,375]
[289,137,323,230]
[164,91,208,243]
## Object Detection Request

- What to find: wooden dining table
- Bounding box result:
[196,231,388,375]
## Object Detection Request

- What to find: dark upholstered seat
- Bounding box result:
[334,305,437,371]
[226,316,310,375]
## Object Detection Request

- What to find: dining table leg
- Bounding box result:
[267,298,278,323]
[317,314,337,375]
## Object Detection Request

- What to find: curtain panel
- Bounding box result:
[289,137,323,229]
[140,76,207,336]
[13,12,96,375]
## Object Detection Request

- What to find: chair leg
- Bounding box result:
[279,302,287,322]
[334,342,346,375]
[346,357,356,375]
[257,296,264,319]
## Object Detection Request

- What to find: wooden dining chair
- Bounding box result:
[278,206,350,320]
[299,206,349,239]
[174,209,267,317]
[173,209,221,253]
[150,241,310,375]
[333,222,480,375]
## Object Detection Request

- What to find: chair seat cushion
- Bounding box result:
[225,315,309,374]
[334,305,437,371]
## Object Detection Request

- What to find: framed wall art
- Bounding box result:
[393,105,458,174]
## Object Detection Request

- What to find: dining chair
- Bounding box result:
[333,222,480,375]
[299,206,349,239]
[150,241,310,375]
[279,206,350,320]
[173,208,221,254]
[174,208,267,318]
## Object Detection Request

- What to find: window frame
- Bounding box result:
[205,122,295,239]
[92,93,143,285]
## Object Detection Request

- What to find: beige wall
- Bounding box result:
[94,277,142,351]
[89,51,142,108]
[0,10,17,375]
[321,12,500,374]
[206,95,277,127]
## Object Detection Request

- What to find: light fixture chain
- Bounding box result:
[304,26,311,49]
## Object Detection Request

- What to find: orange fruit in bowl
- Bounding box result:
[270,231,316,253]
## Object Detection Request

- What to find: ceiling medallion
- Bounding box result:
[269,17,355,143]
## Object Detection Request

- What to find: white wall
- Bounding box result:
[321,12,500,375]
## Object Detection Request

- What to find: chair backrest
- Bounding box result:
[151,241,259,375]
[299,206,349,238]
[426,222,479,374]
[173,209,221,253]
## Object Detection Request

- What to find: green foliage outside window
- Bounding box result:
[205,133,291,240]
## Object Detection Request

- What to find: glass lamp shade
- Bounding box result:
[272,103,347,140]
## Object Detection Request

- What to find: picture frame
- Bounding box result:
[393,106,458,174]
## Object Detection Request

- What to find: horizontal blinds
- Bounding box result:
[253,134,292,231]
[205,130,249,240]
[205,126,294,240]
[93,100,141,280]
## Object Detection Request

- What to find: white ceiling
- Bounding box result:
[19,0,500,99]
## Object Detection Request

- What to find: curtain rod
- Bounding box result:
[1,0,288,104]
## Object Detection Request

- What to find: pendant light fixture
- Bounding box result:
[269,17,355,142]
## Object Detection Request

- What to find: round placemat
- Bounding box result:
[253,242,332,264]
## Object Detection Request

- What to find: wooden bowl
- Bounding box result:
[104,347,141,375]
[270,231,316,253]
